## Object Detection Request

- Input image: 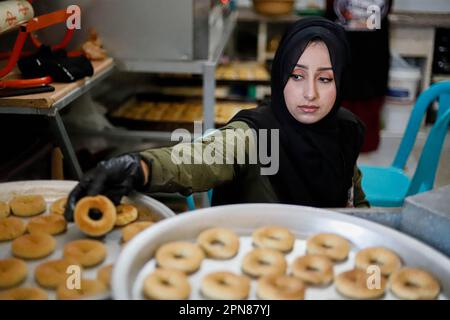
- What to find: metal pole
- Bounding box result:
[201,61,217,207]
[48,111,83,180]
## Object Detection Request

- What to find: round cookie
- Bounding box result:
[143,268,191,300]
[10,195,46,217]
[63,239,107,268]
[0,258,28,289]
[201,271,250,300]
[197,228,239,259]
[0,217,26,241]
[122,221,154,243]
[27,214,67,235]
[56,279,107,300]
[12,233,56,260]
[0,287,48,300]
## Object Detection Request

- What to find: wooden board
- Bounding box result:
[0,58,114,109]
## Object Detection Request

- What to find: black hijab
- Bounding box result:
[217,17,365,208]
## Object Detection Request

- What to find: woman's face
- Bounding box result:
[283,41,337,124]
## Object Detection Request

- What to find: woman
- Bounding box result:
[64,17,368,221]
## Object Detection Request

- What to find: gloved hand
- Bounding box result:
[64,153,150,222]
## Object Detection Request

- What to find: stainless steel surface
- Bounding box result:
[194,0,210,60]
[34,0,232,68]
[113,204,450,300]
[111,10,237,74]
[35,0,194,61]
[0,180,175,300]
[203,61,216,131]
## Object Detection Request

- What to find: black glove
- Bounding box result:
[64,153,150,222]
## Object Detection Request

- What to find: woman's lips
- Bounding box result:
[298,105,319,113]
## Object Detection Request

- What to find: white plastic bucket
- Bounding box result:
[387,67,421,104]
[382,101,413,134]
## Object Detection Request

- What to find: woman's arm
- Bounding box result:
[63,121,254,221]
[139,121,254,196]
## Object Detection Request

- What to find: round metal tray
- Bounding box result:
[113,203,450,300]
[0,180,175,300]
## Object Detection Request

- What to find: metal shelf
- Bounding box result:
[237,6,300,23]
[108,11,238,140]
[0,58,115,179]
[432,74,450,83]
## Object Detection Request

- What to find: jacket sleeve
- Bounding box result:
[139,121,254,195]
[353,165,370,208]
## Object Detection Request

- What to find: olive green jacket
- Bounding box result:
[140,121,369,208]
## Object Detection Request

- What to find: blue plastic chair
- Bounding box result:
[360,81,450,207]
[186,189,213,211]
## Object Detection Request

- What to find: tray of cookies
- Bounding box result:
[0,180,175,300]
[112,204,450,300]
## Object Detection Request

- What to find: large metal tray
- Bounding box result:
[112,204,450,300]
[0,180,175,300]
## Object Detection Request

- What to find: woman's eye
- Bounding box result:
[319,77,333,83]
[290,74,304,81]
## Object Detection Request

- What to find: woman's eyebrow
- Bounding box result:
[295,64,333,71]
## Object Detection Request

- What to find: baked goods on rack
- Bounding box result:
[111,100,257,125]
[216,62,270,81]
[81,28,108,61]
